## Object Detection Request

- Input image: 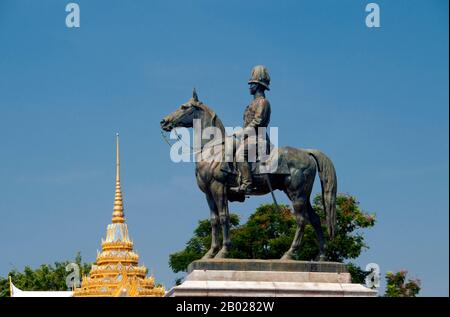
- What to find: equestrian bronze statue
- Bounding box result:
[160,66,337,261]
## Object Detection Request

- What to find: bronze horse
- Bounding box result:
[160,91,337,260]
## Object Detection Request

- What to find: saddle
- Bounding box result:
[220,148,290,176]
[221,134,289,174]
[220,146,290,202]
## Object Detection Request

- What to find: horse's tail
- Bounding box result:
[307,149,337,240]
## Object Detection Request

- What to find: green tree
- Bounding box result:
[169,215,240,273]
[0,252,91,297]
[169,194,376,283]
[384,270,421,297]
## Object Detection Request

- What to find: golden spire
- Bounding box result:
[112,133,125,223]
[73,132,165,297]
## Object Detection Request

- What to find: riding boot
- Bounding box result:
[230,162,253,194]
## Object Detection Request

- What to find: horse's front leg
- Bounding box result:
[201,192,221,259]
[211,181,231,258]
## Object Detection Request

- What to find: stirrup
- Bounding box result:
[230,184,253,195]
[229,186,243,194]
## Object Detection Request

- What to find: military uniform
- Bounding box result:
[244,96,271,129]
[232,65,272,194]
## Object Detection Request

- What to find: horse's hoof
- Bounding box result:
[280,252,293,261]
[202,248,219,259]
[214,248,229,259]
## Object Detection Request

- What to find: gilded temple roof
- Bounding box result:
[73,134,165,297]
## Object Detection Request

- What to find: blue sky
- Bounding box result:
[0,0,448,296]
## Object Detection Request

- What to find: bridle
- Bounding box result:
[160,103,280,206]
[160,104,224,156]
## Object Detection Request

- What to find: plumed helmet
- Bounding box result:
[248,65,270,90]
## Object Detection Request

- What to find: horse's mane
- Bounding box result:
[196,101,225,131]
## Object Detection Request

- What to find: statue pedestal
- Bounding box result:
[166,259,377,297]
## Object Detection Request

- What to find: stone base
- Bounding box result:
[166,259,377,297]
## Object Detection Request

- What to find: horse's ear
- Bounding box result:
[192,88,199,102]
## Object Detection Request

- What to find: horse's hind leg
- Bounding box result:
[201,192,221,259]
[281,198,307,260]
[307,202,326,261]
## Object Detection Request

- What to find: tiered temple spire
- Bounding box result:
[74,134,165,297]
[112,133,124,223]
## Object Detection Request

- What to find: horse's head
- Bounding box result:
[160,89,203,132]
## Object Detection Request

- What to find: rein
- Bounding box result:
[160,106,225,156]
[160,130,202,155]
[160,105,280,210]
